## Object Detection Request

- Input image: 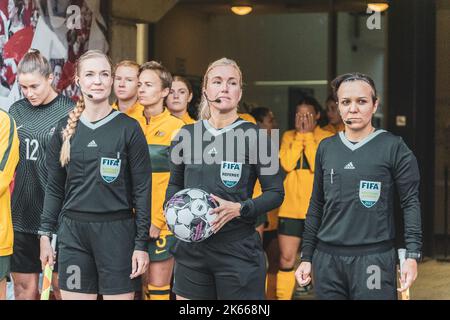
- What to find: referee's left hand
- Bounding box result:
[398,258,418,292]
[210,194,241,233]
[130,250,149,279]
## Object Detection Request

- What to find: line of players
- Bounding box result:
[1,49,346,300]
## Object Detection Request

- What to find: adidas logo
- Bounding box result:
[87,140,98,148]
[155,130,165,137]
[344,162,355,170]
[208,147,218,156]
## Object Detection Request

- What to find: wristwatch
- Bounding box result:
[37,230,53,239]
[405,251,422,262]
[239,201,251,218]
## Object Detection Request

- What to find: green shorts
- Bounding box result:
[149,234,177,262]
[255,213,268,228]
[0,255,11,281]
[278,218,305,238]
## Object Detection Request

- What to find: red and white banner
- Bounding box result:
[0,0,108,111]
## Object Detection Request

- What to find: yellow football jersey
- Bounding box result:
[142,108,185,236]
[0,109,19,256]
[112,101,146,129]
[279,126,333,219]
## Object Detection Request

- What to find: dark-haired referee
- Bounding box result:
[296,73,422,300]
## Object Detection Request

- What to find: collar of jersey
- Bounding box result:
[203,119,247,137]
[80,110,120,130]
[181,112,194,124]
[339,129,387,151]
[112,101,143,116]
[145,108,171,125]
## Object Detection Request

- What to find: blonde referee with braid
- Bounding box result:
[38,50,152,300]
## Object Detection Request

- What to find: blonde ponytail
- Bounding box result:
[60,97,85,166]
[199,95,210,120]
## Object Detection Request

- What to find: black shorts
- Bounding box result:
[57,213,141,295]
[278,218,305,238]
[11,231,59,274]
[172,231,266,300]
[312,244,397,300]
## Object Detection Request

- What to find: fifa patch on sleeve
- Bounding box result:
[100,157,121,183]
[359,180,381,208]
[220,161,242,188]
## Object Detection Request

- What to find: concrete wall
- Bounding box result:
[154,7,210,76]
[109,18,138,64]
[337,12,386,126]
[108,0,178,65]
[111,0,178,23]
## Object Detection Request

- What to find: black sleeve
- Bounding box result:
[165,130,186,204]
[239,129,284,219]
[40,124,67,234]
[300,142,325,262]
[392,138,422,254]
[128,121,152,252]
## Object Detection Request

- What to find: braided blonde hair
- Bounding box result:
[59,50,112,166]
[199,58,243,120]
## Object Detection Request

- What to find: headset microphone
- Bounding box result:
[76,80,93,99]
[344,119,352,125]
[203,92,221,103]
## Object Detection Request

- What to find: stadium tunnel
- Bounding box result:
[104,0,447,259]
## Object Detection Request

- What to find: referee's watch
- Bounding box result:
[37,230,53,240]
[405,251,422,262]
[239,201,251,218]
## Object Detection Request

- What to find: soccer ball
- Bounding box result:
[164,188,219,242]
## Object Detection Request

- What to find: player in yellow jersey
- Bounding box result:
[277,96,333,300]
[112,60,146,128]
[138,61,185,300]
[166,76,196,125]
[238,112,256,124]
[322,94,344,134]
[0,109,19,300]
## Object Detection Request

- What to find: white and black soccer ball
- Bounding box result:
[164,188,219,242]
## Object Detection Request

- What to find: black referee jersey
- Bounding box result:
[39,110,152,251]
[8,95,74,234]
[301,129,422,261]
[166,119,285,239]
